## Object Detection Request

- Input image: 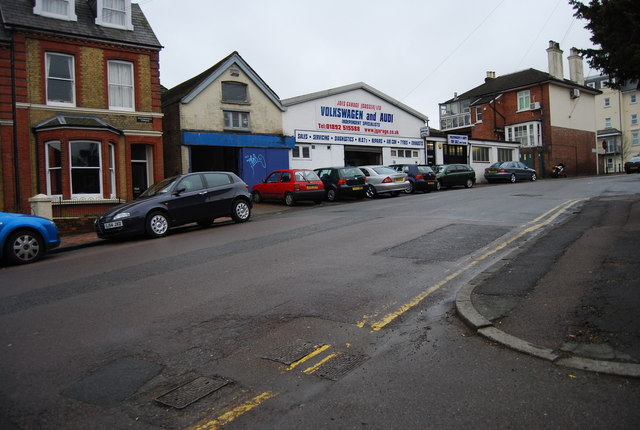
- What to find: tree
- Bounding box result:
[569,0,640,88]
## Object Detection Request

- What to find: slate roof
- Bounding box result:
[281,82,429,122]
[0,0,161,49]
[443,68,600,106]
[162,51,285,111]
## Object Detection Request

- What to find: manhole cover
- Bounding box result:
[156,376,230,409]
[314,353,369,381]
[263,341,322,365]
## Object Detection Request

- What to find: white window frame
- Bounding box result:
[223,110,250,131]
[632,114,638,126]
[604,97,611,107]
[45,141,63,197]
[605,118,612,128]
[631,94,638,104]
[108,60,135,111]
[45,52,75,107]
[475,106,483,123]
[472,146,490,162]
[505,121,542,147]
[33,0,77,21]
[292,144,311,159]
[95,0,133,30]
[632,132,639,146]
[108,143,116,198]
[517,90,531,111]
[69,140,103,199]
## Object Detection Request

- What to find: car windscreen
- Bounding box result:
[295,170,321,181]
[488,163,502,169]
[139,176,177,197]
[339,167,364,178]
[372,167,398,175]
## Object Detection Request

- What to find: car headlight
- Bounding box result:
[113,212,131,220]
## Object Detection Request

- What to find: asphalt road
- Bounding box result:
[1,174,639,429]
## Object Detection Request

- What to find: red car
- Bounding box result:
[252,169,325,206]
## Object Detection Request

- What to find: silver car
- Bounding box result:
[358,165,409,198]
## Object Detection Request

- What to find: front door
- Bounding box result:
[131,144,150,198]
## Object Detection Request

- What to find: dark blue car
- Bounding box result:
[0,212,60,264]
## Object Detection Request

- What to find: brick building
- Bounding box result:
[0,0,163,216]
[439,41,600,177]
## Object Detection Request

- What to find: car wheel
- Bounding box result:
[366,185,377,198]
[510,174,516,183]
[404,182,414,194]
[464,178,474,188]
[530,173,537,181]
[197,219,214,227]
[231,199,251,223]
[436,180,442,191]
[4,229,44,264]
[326,188,337,202]
[146,211,169,238]
[252,191,262,203]
[284,192,295,206]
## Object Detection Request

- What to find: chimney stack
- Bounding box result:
[568,48,584,85]
[547,40,564,80]
[485,71,496,82]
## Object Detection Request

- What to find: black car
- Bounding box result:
[624,156,640,174]
[95,171,252,239]
[484,161,537,183]
[433,164,476,190]
[314,167,367,201]
[389,164,437,193]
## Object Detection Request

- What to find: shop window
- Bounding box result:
[390,150,397,156]
[472,146,489,162]
[223,110,249,131]
[46,53,75,106]
[497,148,513,162]
[222,82,248,102]
[45,141,63,196]
[108,61,134,110]
[95,0,133,30]
[292,144,311,159]
[517,90,531,111]
[70,141,102,198]
[34,0,77,21]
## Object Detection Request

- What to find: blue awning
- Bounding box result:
[183,131,295,149]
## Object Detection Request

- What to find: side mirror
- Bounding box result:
[173,187,186,195]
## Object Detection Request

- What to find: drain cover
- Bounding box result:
[314,353,369,381]
[263,341,321,365]
[156,376,230,409]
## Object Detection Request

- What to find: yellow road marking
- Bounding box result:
[286,344,330,371]
[368,199,585,331]
[185,391,278,430]
[303,352,339,374]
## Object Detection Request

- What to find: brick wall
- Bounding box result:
[549,126,597,176]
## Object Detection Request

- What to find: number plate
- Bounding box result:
[427,181,435,185]
[488,170,497,173]
[352,186,363,191]
[394,177,404,182]
[104,220,123,229]
[306,184,318,189]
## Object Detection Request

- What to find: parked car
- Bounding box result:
[314,167,367,201]
[95,171,252,239]
[358,165,409,198]
[389,164,437,193]
[624,156,640,174]
[433,164,476,190]
[252,169,325,206]
[0,212,60,264]
[484,161,537,183]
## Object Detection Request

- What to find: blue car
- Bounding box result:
[0,212,60,264]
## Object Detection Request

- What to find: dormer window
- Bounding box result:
[96,0,134,31]
[33,0,77,21]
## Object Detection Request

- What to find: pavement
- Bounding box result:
[53,196,640,378]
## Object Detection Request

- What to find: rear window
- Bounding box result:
[417,166,434,174]
[372,166,397,175]
[630,156,640,162]
[339,167,364,178]
[295,170,320,181]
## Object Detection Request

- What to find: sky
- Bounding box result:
[137,0,599,126]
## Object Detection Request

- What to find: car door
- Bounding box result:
[277,171,292,199]
[261,171,282,199]
[515,162,529,179]
[202,172,236,217]
[168,174,208,223]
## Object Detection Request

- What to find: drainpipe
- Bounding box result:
[10,31,21,211]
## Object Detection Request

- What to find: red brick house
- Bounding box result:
[0,0,163,217]
[439,41,600,176]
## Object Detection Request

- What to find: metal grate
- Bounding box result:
[155,376,230,409]
[314,353,369,381]
[262,341,321,365]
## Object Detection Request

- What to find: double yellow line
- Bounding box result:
[363,199,585,331]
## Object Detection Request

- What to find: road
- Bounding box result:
[1,175,639,429]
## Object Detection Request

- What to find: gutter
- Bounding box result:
[10,30,21,211]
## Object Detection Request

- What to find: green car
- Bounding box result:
[433,164,476,190]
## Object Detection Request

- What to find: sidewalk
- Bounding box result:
[457,194,640,378]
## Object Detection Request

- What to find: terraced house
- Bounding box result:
[0,0,163,217]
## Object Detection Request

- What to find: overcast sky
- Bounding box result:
[137,0,599,125]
